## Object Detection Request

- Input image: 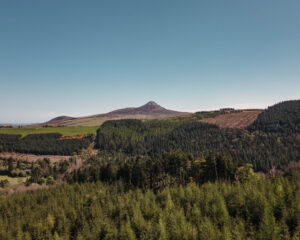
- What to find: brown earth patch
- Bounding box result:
[59,135,87,140]
[0,183,49,195]
[200,110,262,129]
[0,152,71,162]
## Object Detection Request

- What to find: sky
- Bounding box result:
[1,0,300,123]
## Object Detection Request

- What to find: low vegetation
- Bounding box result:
[0,126,99,137]
[0,175,27,187]
[0,157,73,186]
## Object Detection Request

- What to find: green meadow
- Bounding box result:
[0,126,99,137]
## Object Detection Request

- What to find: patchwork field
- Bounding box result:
[0,126,99,137]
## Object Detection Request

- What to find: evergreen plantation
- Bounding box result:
[0,177,300,239]
[0,100,300,239]
[95,100,300,172]
[0,133,94,155]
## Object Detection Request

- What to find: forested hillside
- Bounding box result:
[249,100,300,134]
[95,117,300,172]
[1,177,300,239]
[1,100,299,172]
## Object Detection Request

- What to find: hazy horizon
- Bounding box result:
[1,1,300,123]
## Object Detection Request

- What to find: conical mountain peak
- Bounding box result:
[144,101,160,107]
[139,101,164,111]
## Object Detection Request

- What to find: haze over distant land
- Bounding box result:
[35,101,188,126]
[1,0,300,123]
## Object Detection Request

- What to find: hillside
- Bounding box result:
[249,100,300,133]
[93,100,300,172]
[0,126,98,137]
[43,101,189,126]
[46,116,76,125]
[199,110,262,128]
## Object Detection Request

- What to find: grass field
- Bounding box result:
[68,117,110,127]
[0,175,27,184]
[0,126,99,137]
[65,115,168,126]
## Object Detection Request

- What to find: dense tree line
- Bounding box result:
[95,119,300,172]
[66,151,238,190]
[0,133,94,155]
[0,176,299,239]
[249,100,300,134]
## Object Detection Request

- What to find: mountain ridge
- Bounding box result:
[43,101,189,127]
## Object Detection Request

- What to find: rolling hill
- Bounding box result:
[42,101,189,126]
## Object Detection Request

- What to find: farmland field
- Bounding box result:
[0,126,99,137]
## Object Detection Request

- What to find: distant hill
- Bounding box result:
[43,101,189,126]
[46,116,76,125]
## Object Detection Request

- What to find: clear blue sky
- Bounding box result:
[1,0,299,123]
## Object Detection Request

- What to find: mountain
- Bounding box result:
[43,101,189,127]
[100,101,185,117]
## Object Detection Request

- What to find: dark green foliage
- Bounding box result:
[0,133,93,155]
[0,177,299,239]
[66,151,238,190]
[94,100,300,172]
[96,119,300,172]
[95,119,182,154]
[0,134,20,152]
[0,179,8,188]
[249,100,300,134]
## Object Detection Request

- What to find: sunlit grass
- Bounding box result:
[0,175,27,184]
[0,126,99,137]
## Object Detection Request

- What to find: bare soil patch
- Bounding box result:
[200,110,262,129]
[0,183,49,195]
[0,152,71,162]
